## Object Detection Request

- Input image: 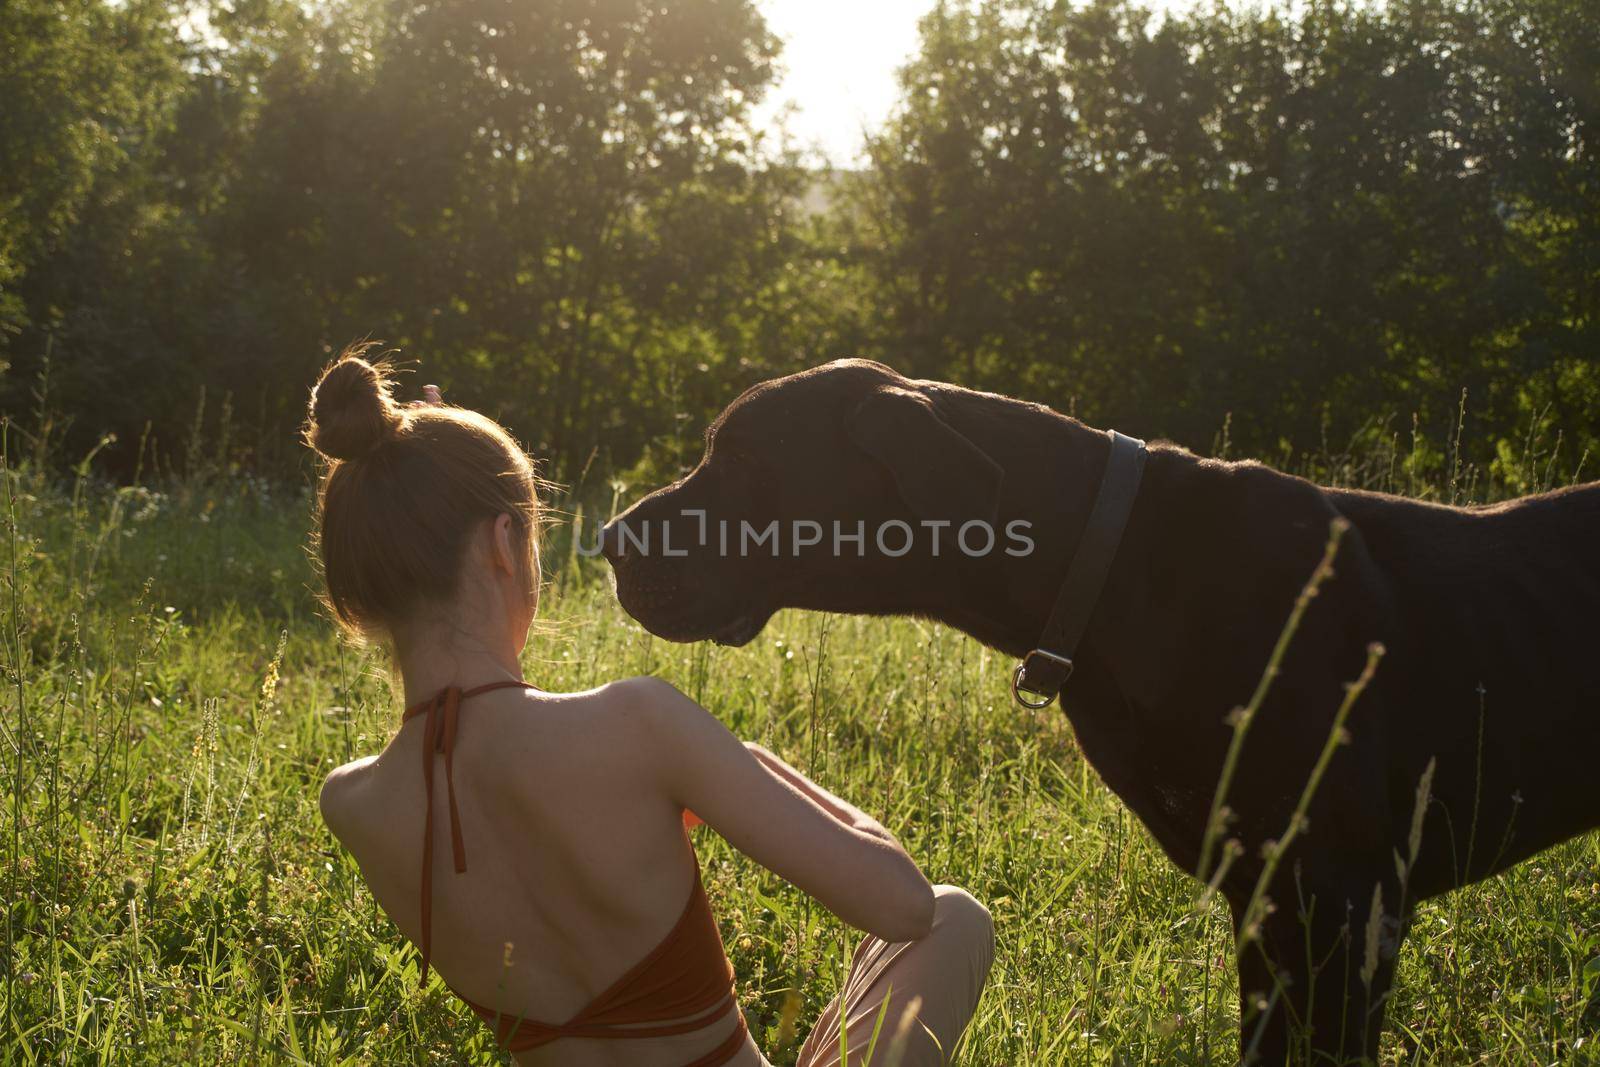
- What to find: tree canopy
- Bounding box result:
[857,0,1599,466]
[2,0,1596,487]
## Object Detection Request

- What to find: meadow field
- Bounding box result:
[6,0,1599,1061]
[2,412,1597,1067]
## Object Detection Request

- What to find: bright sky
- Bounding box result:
[753,0,1197,165]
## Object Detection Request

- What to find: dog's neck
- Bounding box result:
[921,392,1109,648]
[914,390,1193,696]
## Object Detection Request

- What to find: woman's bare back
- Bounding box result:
[319,681,762,1067]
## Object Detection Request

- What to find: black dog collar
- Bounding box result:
[1012,429,1148,709]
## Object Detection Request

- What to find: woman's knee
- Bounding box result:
[931,884,994,955]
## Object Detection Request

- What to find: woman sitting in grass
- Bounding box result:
[306,348,993,1067]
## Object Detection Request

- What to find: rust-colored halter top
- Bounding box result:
[403,681,748,1065]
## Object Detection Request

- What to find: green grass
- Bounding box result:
[2,430,1597,1065]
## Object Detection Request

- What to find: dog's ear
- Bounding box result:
[848,386,1003,523]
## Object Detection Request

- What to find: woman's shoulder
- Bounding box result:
[487,679,702,846]
[495,676,707,782]
[586,676,717,750]
[319,754,382,843]
[436,675,690,763]
[527,675,699,726]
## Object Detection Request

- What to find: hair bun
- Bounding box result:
[307,352,404,461]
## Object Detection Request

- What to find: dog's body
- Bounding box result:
[603,360,1600,1063]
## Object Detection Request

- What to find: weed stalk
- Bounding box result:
[1197,518,1349,882]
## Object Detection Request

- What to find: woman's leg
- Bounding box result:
[795,885,994,1067]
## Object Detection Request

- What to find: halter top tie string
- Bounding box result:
[413,680,505,984]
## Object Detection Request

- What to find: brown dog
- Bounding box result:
[601,358,1600,1064]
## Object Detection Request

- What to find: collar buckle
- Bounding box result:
[1012,650,1074,709]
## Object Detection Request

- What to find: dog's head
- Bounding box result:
[601,359,1007,645]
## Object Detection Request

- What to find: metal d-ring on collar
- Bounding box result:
[1011,429,1148,710]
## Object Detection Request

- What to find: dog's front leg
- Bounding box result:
[1232,871,1402,1066]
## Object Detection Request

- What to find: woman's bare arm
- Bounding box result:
[622,677,934,943]
[743,743,904,848]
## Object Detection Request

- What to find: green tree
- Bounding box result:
[856,0,1600,466]
[0,0,182,349]
[3,0,827,481]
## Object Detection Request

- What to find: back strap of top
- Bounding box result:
[475,1002,750,1065]
[403,679,535,986]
